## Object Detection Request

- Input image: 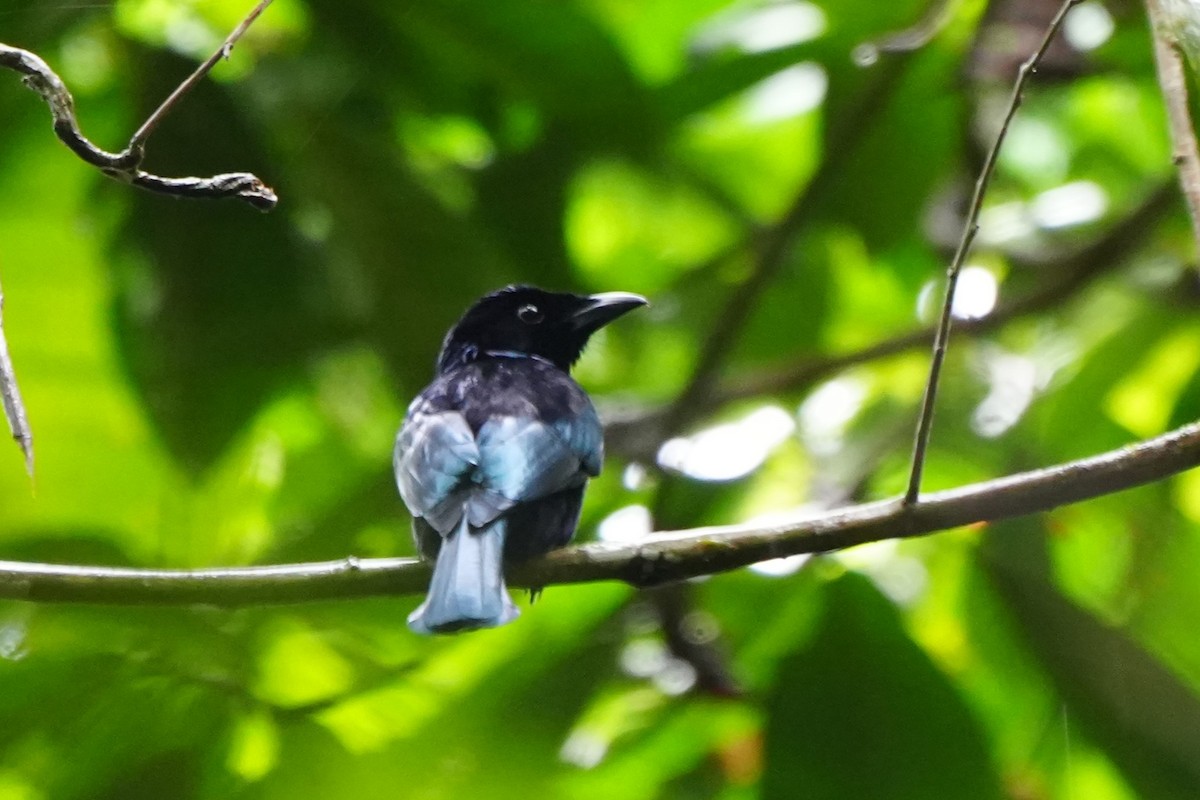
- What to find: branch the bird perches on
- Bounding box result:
[1,420,1197,606]
[2,0,1198,611]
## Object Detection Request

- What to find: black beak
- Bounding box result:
[571,292,649,333]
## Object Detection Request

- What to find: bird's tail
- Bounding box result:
[407,515,520,635]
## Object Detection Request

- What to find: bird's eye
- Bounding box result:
[517,304,544,324]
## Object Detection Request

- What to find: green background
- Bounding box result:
[2,0,1199,797]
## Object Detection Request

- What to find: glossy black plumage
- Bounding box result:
[395,286,646,634]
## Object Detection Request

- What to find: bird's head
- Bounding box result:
[437,285,648,372]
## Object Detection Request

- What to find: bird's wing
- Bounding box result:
[471,415,596,526]
[394,409,483,534]
[396,396,603,533]
[550,401,604,477]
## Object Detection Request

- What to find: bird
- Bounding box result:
[394,285,647,634]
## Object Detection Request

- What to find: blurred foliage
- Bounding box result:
[1,0,1199,797]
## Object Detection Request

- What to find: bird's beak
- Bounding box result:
[571,292,649,333]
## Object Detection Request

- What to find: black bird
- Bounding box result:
[395,285,647,634]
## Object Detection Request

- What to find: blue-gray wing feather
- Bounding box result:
[551,402,603,477]
[476,417,585,501]
[395,410,480,533]
[396,402,603,536]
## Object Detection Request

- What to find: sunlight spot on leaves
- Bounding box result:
[0,772,41,800]
[620,639,670,678]
[741,63,827,124]
[58,25,117,95]
[977,201,1037,246]
[836,540,929,607]
[799,377,867,456]
[1106,329,1200,438]
[953,266,999,320]
[1065,2,1115,52]
[1174,469,1200,525]
[254,619,356,708]
[567,160,740,294]
[693,2,827,54]
[226,709,280,782]
[654,659,698,695]
[658,406,795,481]
[621,462,648,491]
[115,0,309,70]
[999,116,1070,187]
[972,348,1038,439]
[597,504,653,543]
[559,686,667,769]
[1030,181,1108,230]
[0,616,28,662]
[750,552,811,577]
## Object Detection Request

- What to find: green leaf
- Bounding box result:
[111,49,325,473]
[762,572,1004,800]
[983,519,1200,798]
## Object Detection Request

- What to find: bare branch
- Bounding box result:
[1146,0,1200,254]
[904,0,1083,506]
[0,0,278,210]
[0,421,1197,606]
[0,275,32,476]
[851,0,957,65]
[129,0,275,151]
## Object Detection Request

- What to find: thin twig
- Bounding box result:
[128,0,275,151]
[0,420,1197,606]
[903,0,1083,506]
[851,0,959,65]
[1145,0,1200,254]
[0,0,278,210]
[0,275,32,476]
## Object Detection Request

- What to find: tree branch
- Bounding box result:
[851,0,957,65]
[0,0,278,210]
[128,0,274,151]
[1145,0,1200,254]
[0,274,32,476]
[904,0,1083,505]
[1,421,1197,606]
